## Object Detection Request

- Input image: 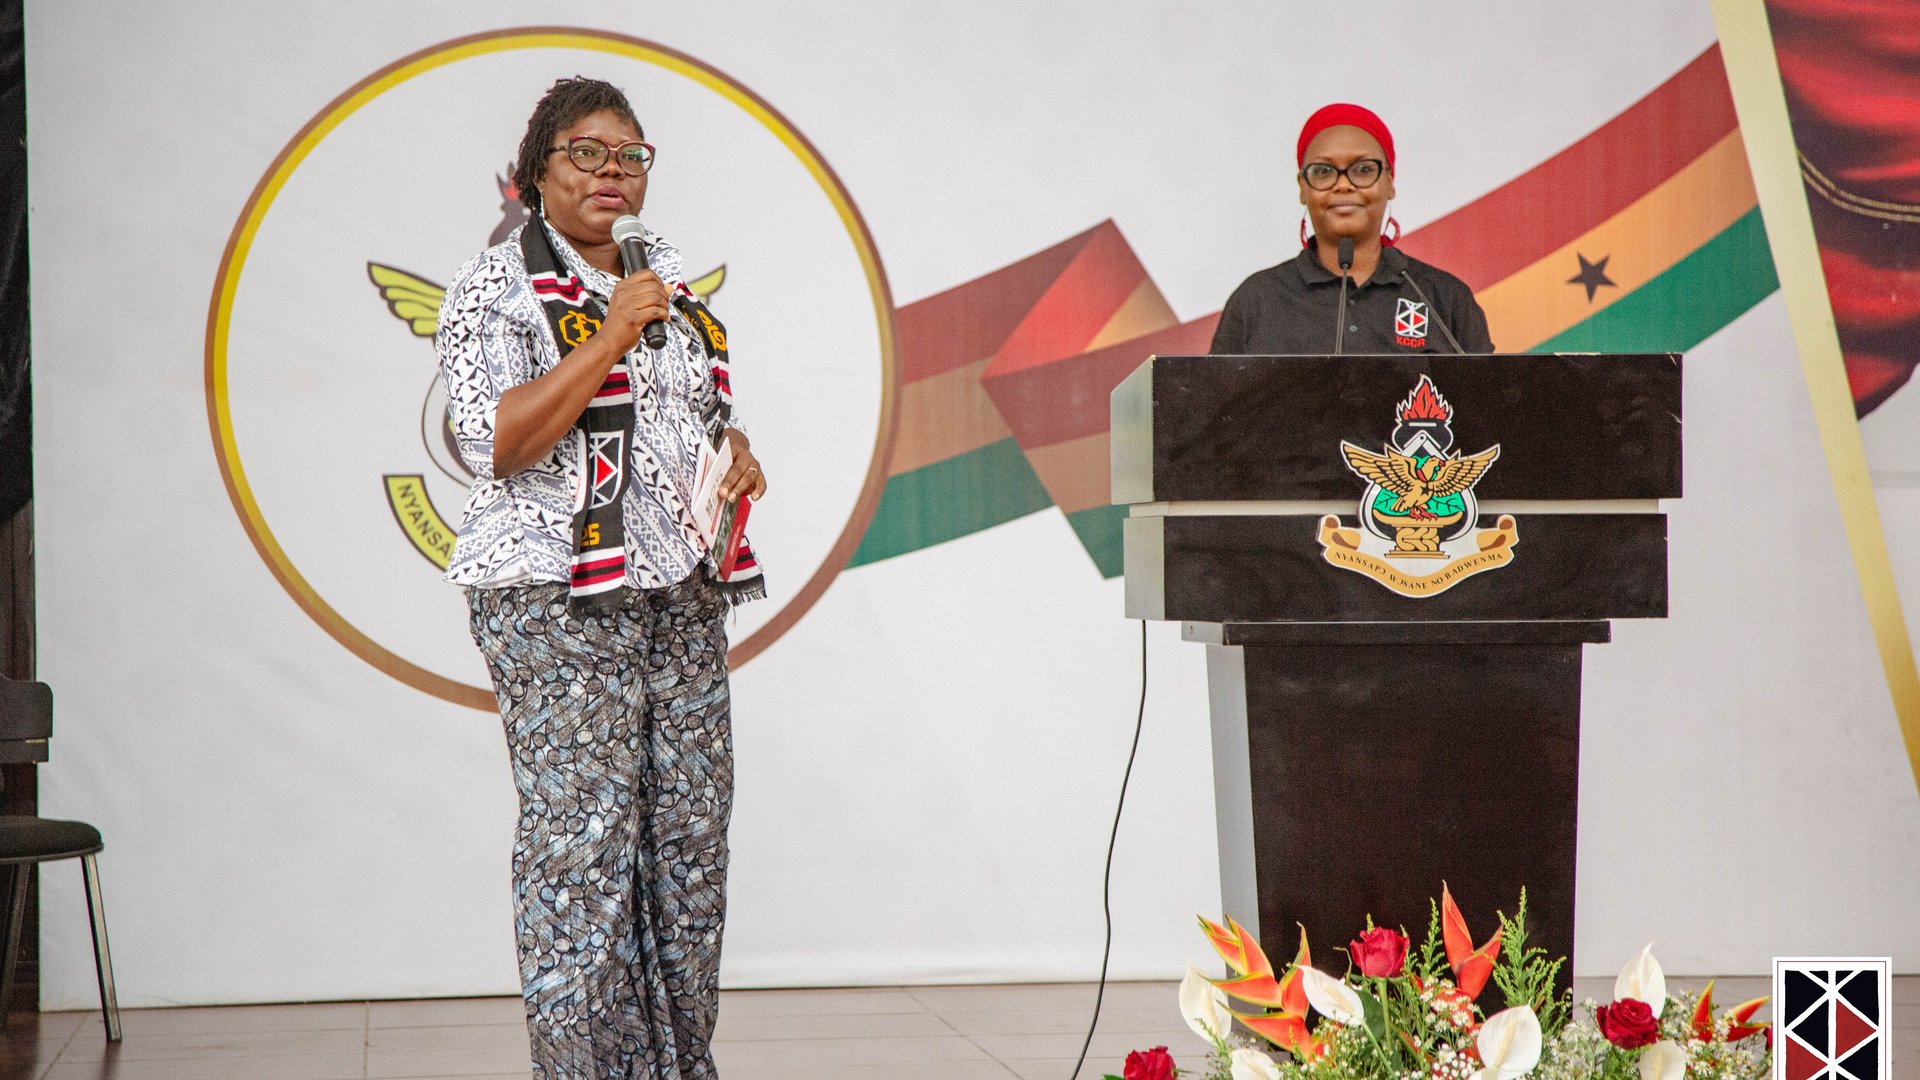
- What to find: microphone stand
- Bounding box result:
[1400,269,1466,354]
[1333,237,1354,355]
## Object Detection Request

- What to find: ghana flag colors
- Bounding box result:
[851,45,1777,577]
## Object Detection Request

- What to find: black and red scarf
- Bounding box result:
[674,286,764,604]
[520,221,633,614]
[522,222,766,611]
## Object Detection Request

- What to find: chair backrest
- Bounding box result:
[0,677,51,764]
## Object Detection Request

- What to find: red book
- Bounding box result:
[714,494,752,580]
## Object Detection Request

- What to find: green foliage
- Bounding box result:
[1491,889,1571,1036]
[1409,898,1447,984]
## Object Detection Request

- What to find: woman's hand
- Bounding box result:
[491,270,671,477]
[601,269,672,354]
[719,428,766,502]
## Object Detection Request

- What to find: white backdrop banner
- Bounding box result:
[24,1,1920,1007]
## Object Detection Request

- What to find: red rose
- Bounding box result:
[1123,1046,1175,1080]
[1350,927,1410,978]
[1597,998,1661,1048]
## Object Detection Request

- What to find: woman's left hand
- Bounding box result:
[719,428,766,502]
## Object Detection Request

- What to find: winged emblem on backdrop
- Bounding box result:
[366,171,724,568]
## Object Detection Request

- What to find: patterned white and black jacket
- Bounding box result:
[435,219,740,590]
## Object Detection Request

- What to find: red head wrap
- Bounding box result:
[1296,103,1395,172]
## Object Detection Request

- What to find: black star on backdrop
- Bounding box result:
[1568,253,1616,303]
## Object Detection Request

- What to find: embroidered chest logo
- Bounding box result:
[1394,297,1429,348]
[1315,374,1519,596]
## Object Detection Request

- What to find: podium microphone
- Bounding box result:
[1333,237,1354,355]
[610,215,668,351]
[1400,269,1466,354]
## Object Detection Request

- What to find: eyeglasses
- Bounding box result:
[546,136,656,176]
[1300,158,1386,191]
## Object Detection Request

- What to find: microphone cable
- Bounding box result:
[1069,619,1149,1080]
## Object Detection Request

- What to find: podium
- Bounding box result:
[1112,353,1679,983]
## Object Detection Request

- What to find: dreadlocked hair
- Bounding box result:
[512,77,643,214]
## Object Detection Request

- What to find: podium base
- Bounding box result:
[1197,620,1606,998]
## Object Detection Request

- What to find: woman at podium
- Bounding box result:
[1210,103,1494,355]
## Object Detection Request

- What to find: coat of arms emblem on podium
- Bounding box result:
[1317,375,1519,597]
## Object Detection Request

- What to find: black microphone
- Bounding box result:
[1333,237,1354,355]
[610,215,667,351]
[1399,268,1466,354]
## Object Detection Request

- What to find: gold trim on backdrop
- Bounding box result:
[1799,153,1920,223]
[1710,0,1920,797]
[204,28,900,709]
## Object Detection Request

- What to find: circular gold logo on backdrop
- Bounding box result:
[207,28,897,710]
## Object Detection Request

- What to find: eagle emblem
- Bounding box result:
[1316,374,1517,595]
[1338,375,1500,558]
[1340,443,1500,524]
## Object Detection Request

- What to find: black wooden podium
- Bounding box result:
[1112,353,1679,982]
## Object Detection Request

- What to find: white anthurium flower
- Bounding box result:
[1299,965,1364,1026]
[1614,943,1669,1017]
[1638,1040,1686,1080]
[1179,964,1233,1042]
[1475,1005,1543,1080]
[1229,1046,1282,1080]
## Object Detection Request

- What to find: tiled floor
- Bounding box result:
[0,977,1912,1080]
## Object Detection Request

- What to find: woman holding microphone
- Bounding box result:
[436,76,763,1080]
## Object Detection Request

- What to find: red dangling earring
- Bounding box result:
[1300,216,1311,249]
[1382,215,1401,246]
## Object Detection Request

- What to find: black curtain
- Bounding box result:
[0,0,35,1012]
[0,0,22,528]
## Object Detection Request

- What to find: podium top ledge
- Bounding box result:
[1111,352,1682,504]
[1182,620,1613,647]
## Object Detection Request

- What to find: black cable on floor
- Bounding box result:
[1068,619,1149,1080]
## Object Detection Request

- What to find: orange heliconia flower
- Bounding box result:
[1198,916,1318,1058]
[1725,994,1770,1042]
[1439,882,1502,1000]
[1198,916,1310,1013]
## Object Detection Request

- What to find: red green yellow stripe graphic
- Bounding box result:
[853,45,1779,576]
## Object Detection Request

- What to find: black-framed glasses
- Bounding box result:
[546,136,656,176]
[1300,158,1386,191]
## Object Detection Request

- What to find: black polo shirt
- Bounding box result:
[1210,242,1495,355]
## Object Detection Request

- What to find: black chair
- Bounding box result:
[0,677,120,1041]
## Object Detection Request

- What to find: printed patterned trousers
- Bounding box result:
[469,576,732,1080]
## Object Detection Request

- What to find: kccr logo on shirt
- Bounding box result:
[1394,296,1429,347]
[206,29,897,709]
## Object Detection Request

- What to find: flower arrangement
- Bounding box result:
[1107,885,1772,1080]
